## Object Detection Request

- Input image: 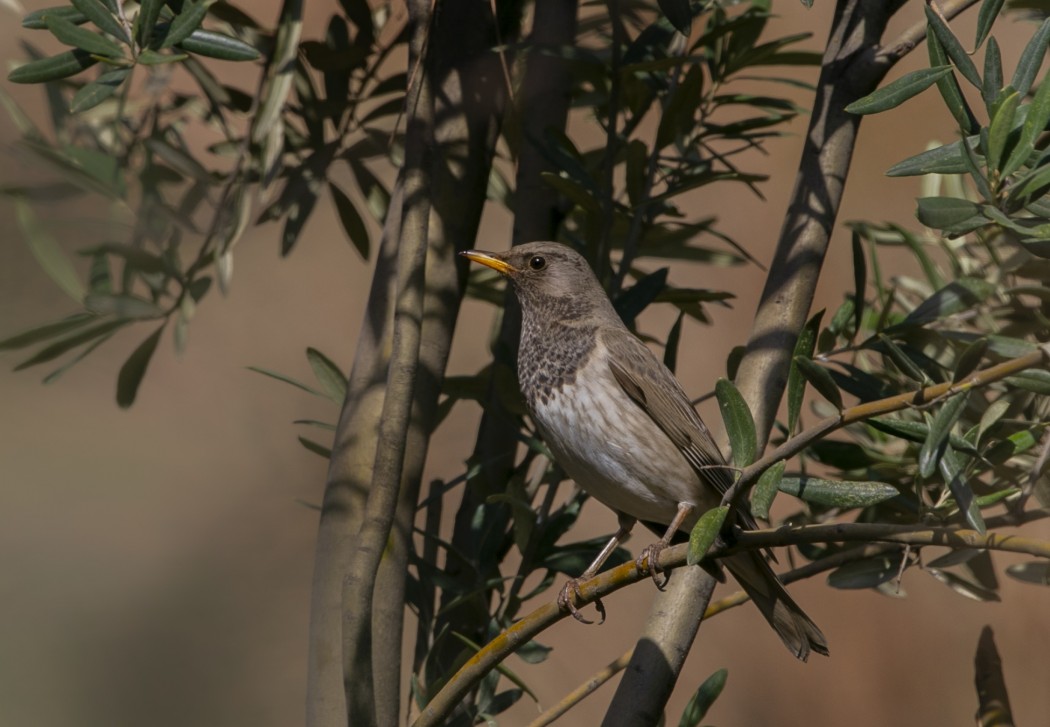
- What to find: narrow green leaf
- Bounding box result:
[926,568,1000,602]
[328,182,370,260]
[70,0,128,42]
[828,556,900,589]
[81,242,168,274]
[953,338,987,383]
[540,173,600,214]
[87,252,111,294]
[868,417,978,454]
[135,0,163,47]
[986,88,1020,175]
[1010,17,1050,97]
[715,378,756,468]
[778,476,899,509]
[298,436,333,459]
[663,311,685,374]
[177,29,261,61]
[22,6,89,29]
[656,65,704,148]
[1005,369,1050,395]
[793,356,843,410]
[975,0,1005,50]
[787,311,822,434]
[844,66,952,115]
[687,506,728,566]
[750,460,785,520]
[678,668,728,727]
[915,196,986,232]
[41,330,114,384]
[924,6,982,89]
[116,324,164,408]
[928,28,978,133]
[981,36,1002,109]
[900,277,995,326]
[160,0,209,48]
[136,48,188,64]
[615,268,668,329]
[939,446,985,533]
[15,198,84,302]
[1005,561,1050,586]
[624,139,648,208]
[1006,160,1050,207]
[919,392,969,478]
[246,365,326,397]
[0,313,97,351]
[657,0,692,36]
[8,48,98,83]
[851,231,866,340]
[977,397,1010,443]
[70,67,130,112]
[1003,75,1050,179]
[887,137,979,177]
[292,419,337,431]
[14,319,127,371]
[305,347,347,403]
[828,298,855,338]
[46,13,124,57]
[84,293,163,319]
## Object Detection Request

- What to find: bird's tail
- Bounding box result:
[723,550,829,661]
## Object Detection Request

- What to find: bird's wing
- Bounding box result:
[602,327,759,526]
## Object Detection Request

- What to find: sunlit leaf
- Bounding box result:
[778,476,898,509]
[8,48,98,83]
[750,460,785,520]
[687,506,728,566]
[715,378,755,468]
[45,13,123,56]
[1010,16,1050,96]
[845,67,952,115]
[306,347,347,403]
[678,668,728,727]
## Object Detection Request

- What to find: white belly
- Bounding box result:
[531,355,719,528]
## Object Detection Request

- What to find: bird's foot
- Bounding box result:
[636,542,672,590]
[557,577,606,625]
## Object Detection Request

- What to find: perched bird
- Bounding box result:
[461,241,828,661]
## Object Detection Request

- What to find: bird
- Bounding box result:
[461,241,828,661]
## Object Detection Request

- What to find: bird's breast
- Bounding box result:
[527,345,717,526]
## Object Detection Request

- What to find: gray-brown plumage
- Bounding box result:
[462,241,828,661]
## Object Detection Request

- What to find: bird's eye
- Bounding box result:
[529,255,547,271]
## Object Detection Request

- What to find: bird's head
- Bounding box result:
[460,242,603,308]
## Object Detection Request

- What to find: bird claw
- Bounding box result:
[636,543,672,590]
[558,577,606,625]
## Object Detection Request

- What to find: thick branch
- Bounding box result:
[341,2,434,719]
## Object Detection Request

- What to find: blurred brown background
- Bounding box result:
[1,1,1048,725]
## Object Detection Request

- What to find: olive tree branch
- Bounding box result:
[527,541,903,727]
[720,345,1050,516]
[413,508,1050,727]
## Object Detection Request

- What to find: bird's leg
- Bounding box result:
[558,514,635,625]
[636,502,695,590]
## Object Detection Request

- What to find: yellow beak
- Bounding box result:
[460,250,515,276]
